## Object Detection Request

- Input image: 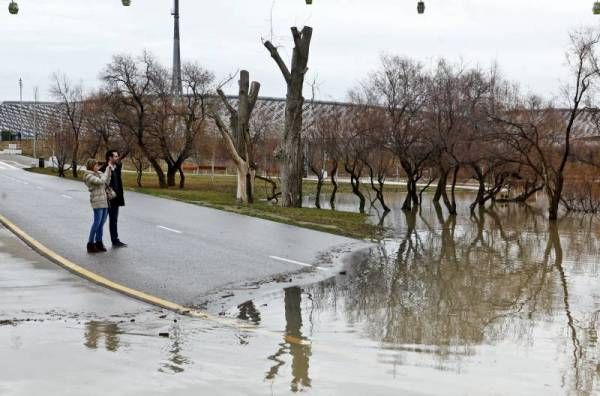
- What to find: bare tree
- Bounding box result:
[342,107,369,214]
[355,55,430,211]
[264,26,313,207]
[101,52,168,188]
[48,116,72,177]
[210,70,261,203]
[50,72,85,178]
[148,62,214,188]
[491,28,600,220]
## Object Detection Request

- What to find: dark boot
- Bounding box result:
[87,242,98,254]
[95,241,107,252]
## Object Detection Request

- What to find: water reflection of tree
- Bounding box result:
[237,301,261,324]
[308,205,600,391]
[265,287,312,392]
[84,321,121,352]
[159,331,190,374]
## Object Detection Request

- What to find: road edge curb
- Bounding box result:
[0,212,233,325]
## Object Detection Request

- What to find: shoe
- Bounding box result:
[87,242,98,254]
[113,241,128,248]
[95,241,107,252]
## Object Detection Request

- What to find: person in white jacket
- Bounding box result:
[83,159,112,253]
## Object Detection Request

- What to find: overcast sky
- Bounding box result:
[0,0,597,102]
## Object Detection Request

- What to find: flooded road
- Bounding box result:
[2,192,600,394]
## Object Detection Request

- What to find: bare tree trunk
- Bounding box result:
[329,160,338,210]
[148,157,167,188]
[167,163,177,188]
[310,165,324,209]
[434,169,447,203]
[178,165,185,189]
[402,182,414,211]
[443,165,460,216]
[548,176,564,221]
[367,164,390,212]
[212,70,260,204]
[345,162,365,214]
[470,164,485,212]
[265,26,313,208]
[234,163,256,204]
[71,160,78,178]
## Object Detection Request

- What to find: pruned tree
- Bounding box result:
[264,26,313,207]
[210,70,261,203]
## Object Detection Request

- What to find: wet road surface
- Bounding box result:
[0,156,362,306]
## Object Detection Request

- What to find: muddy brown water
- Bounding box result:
[2,192,600,395]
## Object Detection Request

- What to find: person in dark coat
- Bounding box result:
[101,150,127,248]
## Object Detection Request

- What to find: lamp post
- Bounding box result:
[33,87,38,159]
[417,1,425,14]
[171,0,182,96]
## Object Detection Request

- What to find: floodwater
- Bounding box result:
[2,192,600,395]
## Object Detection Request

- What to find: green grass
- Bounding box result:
[27,167,382,240]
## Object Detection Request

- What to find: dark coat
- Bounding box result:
[100,162,125,207]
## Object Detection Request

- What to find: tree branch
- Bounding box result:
[216,88,237,118]
[263,40,291,83]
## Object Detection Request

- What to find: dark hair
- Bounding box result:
[105,150,119,162]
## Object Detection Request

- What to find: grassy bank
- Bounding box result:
[27,168,381,240]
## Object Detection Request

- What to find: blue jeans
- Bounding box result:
[88,208,108,243]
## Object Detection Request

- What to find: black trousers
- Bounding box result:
[108,205,120,244]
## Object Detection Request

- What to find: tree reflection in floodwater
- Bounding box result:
[300,203,600,394]
[84,321,122,352]
[265,287,312,392]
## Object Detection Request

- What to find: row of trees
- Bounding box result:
[304,29,600,220]
[45,26,600,220]
[47,26,313,209]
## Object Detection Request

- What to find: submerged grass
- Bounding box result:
[27,168,381,240]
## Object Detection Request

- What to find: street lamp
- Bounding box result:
[122,0,131,6]
[8,1,18,14]
[417,1,425,14]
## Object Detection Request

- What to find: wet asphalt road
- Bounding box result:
[0,156,360,306]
